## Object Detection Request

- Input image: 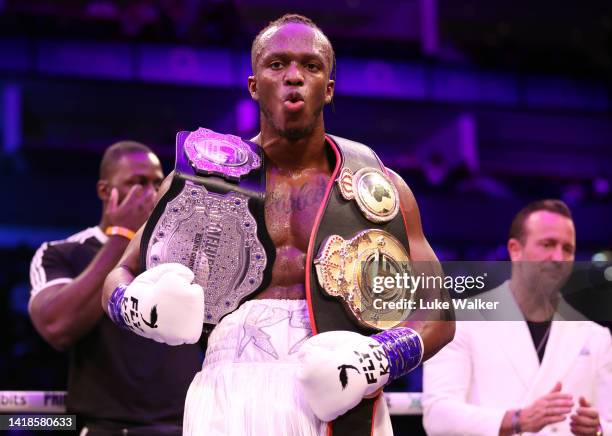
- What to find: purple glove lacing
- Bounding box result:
[107,284,129,330]
[372,327,423,383]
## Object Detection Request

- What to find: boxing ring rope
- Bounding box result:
[0,391,423,415]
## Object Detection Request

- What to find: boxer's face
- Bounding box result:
[248,23,335,140]
[107,151,163,202]
[509,210,575,291]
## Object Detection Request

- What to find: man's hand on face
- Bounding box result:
[105,186,156,231]
[520,382,574,433]
[570,397,601,436]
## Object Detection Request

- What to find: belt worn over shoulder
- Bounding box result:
[307,134,413,336]
[306,134,413,436]
[140,128,275,330]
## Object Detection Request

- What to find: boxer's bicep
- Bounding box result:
[386,169,455,359]
[387,169,437,263]
[102,226,143,313]
[102,172,173,312]
[118,171,173,273]
[117,226,143,274]
[154,171,174,205]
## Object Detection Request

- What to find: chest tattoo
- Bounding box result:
[267,179,327,214]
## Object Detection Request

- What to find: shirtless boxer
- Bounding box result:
[102,14,454,436]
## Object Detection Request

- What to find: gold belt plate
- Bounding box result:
[314,229,413,330]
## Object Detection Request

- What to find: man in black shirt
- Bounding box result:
[29,141,202,435]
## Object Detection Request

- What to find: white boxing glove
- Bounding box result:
[107,262,206,346]
[297,328,422,422]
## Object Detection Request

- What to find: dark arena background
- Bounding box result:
[1,1,611,435]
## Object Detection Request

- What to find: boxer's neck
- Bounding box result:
[252,129,329,171]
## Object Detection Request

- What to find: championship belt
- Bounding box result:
[140,128,275,326]
[314,229,413,330]
[306,135,413,336]
[306,135,414,436]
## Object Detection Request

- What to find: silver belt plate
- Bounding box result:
[145,180,267,324]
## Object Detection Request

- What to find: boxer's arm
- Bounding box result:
[298,170,456,422]
[387,169,455,360]
[101,226,142,315]
[101,172,174,313]
[101,172,204,345]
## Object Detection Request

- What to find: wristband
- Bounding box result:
[107,284,129,330]
[105,226,135,241]
[511,409,521,435]
[371,327,424,383]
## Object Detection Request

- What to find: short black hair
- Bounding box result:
[509,199,573,242]
[99,141,153,179]
[250,13,335,79]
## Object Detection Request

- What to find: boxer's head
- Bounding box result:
[248,14,335,140]
[97,141,163,204]
[508,199,575,294]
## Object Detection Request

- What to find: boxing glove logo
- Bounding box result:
[337,364,361,389]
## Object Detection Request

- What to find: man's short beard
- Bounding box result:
[515,261,572,298]
[260,104,323,141]
[280,125,315,140]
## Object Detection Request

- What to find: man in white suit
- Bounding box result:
[422,199,612,436]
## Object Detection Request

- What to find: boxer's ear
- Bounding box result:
[248,76,258,101]
[325,79,335,105]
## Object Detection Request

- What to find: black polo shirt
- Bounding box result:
[30,227,202,429]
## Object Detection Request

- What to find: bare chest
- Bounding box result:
[265,174,328,248]
[255,169,329,299]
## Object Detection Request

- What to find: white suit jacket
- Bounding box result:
[422,281,612,436]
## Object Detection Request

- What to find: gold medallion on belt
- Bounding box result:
[337,167,399,223]
[314,229,413,330]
